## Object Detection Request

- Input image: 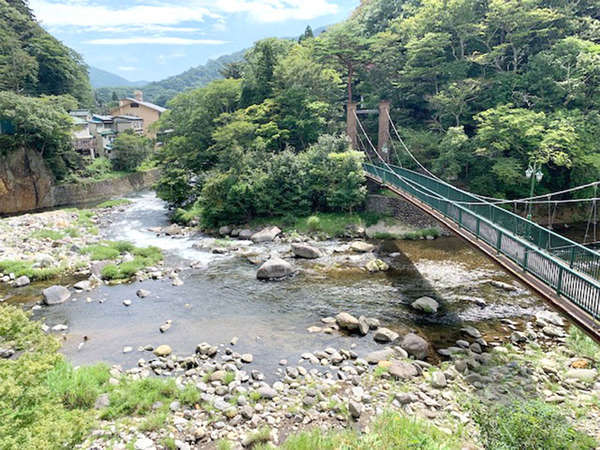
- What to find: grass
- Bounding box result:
[29,229,65,240]
[0,259,62,281]
[473,399,597,450]
[250,212,385,237]
[566,326,600,362]
[401,228,441,241]
[173,202,203,225]
[139,410,169,432]
[96,199,133,209]
[80,241,163,280]
[255,411,462,449]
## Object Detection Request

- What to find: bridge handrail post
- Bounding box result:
[570,247,576,269]
[496,229,503,251]
[523,248,529,270]
[557,266,564,295]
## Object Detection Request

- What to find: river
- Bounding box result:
[23,191,550,375]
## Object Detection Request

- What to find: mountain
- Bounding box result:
[88,67,148,89]
[94,50,245,107]
[140,50,246,106]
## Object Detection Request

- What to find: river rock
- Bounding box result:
[73,280,92,291]
[431,371,447,388]
[411,296,439,314]
[159,320,172,333]
[291,243,322,259]
[258,386,277,400]
[348,400,362,419]
[251,227,281,243]
[358,316,369,336]
[14,275,30,287]
[163,224,183,236]
[42,285,71,305]
[366,348,395,364]
[335,312,360,331]
[374,327,399,343]
[536,311,565,327]
[543,325,565,338]
[35,254,55,268]
[136,289,150,298]
[350,241,374,253]
[461,326,482,339]
[239,229,253,239]
[400,333,430,360]
[241,353,253,363]
[365,259,389,272]
[388,361,418,379]
[134,437,156,450]
[219,225,232,236]
[123,299,132,307]
[256,256,293,280]
[154,345,172,357]
[565,368,597,382]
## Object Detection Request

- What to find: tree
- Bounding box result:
[299,25,314,42]
[111,131,152,172]
[316,22,369,105]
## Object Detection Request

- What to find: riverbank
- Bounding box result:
[1,195,599,449]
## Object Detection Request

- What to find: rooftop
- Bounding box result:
[124,98,167,113]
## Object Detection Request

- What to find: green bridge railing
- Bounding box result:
[364,163,600,320]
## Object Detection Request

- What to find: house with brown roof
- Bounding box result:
[110,90,166,137]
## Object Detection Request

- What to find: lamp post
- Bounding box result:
[526,162,543,220]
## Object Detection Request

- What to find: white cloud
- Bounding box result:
[85,37,228,45]
[30,0,340,30]
[118,66,136,71]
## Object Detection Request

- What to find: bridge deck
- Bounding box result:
[364,164,600,343]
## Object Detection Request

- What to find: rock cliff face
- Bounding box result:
[0,148,160,214]
[0,148,54,214]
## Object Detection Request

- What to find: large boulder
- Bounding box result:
[251,227,281,243]
[335,312,360,331]
[219,225,232,236]
[411,296,439,314]
[42,285,71,305]
[400,333,430,360]
[239,229,253,240]
[35,254,55,268]
[388,360,418,379]
[153,345,172,357]
[374,327,399,343]
[257,256,293,280]
[350,241,375,253]
[366,348,395,364]
[291,243,322,259]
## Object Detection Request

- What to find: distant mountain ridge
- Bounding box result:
[94,50,246,107]
[88,67,148,89]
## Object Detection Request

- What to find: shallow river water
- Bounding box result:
[21,192,552,376]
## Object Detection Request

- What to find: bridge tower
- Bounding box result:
[347,100,391,163]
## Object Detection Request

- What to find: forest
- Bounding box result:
[155,0,600,226]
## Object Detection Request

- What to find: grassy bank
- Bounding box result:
[0,306,199,449]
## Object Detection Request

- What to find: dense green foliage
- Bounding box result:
[0,0,93,105]
[474,399,597,449]
[348,0,600,199]
[156,0,600,224]
[0,0,95,181]
[111,131,153,171]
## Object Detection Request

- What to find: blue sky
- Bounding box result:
[29,0,359,82]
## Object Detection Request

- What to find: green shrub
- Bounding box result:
[101,377,178,419]
[46,361,110,409]
[473,399,597,450]
[84,157,113,180]
[259,411,461,449]
[306,215,321,232]
[566,326,600,361]
[0,260,62,281]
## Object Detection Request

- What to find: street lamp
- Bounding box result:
[526,163,543,220]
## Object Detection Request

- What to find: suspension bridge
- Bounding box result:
[351,105,600,342]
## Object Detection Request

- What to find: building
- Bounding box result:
[69,110,96,158]
[110,91,166,136]
[114,115,143,134]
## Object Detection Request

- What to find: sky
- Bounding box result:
[29,0,360,82]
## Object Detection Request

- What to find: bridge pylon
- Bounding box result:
[347,100,391,163]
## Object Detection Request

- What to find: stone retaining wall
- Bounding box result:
[366,194,441,230]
